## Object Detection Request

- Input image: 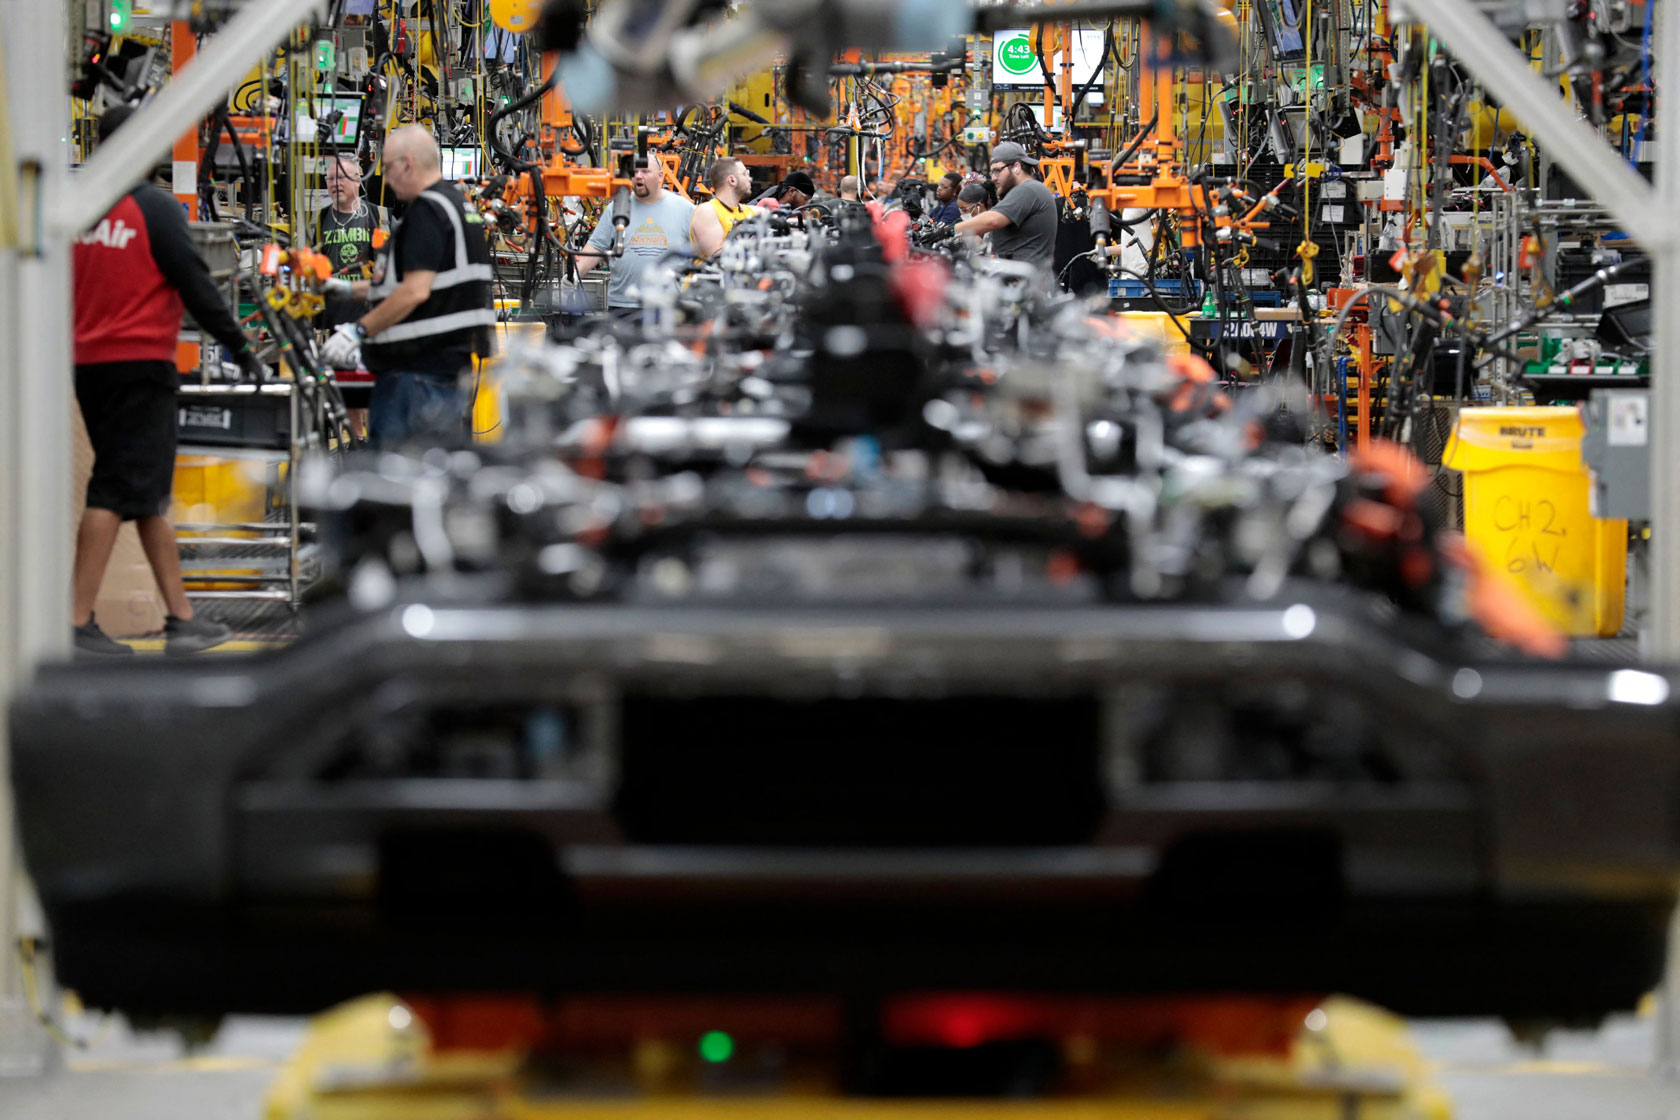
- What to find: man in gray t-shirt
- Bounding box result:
[578,158,696,309]
[954,141,1058,270]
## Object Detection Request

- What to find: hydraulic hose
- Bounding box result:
[488,68,558,175]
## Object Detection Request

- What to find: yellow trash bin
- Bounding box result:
[1443,406,1626,637]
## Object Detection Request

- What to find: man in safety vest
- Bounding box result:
[321,126,494,448]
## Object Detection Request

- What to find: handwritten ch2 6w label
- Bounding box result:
[1491,494,1567,575]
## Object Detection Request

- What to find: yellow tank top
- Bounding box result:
[707,197,755,239]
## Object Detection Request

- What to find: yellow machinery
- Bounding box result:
[264,993,1452,1120]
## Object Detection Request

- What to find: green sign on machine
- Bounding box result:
[997,34,1038,77]
[314,39,335,72]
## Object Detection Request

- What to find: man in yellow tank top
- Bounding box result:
[689,157,761,258]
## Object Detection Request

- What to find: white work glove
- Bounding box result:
[321,322,365,370]
[321,276,354,298]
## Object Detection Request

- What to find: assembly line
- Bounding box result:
[2,1,1680,1116]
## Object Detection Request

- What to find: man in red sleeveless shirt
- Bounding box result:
[70,106,261,657]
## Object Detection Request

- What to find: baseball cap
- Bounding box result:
[782,170,816,196]
[989,141,1039,167]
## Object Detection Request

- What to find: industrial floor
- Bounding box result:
[3,1006,1679,1118]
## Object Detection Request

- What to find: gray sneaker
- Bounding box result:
[164,614,233,656]
[74,620,134,658]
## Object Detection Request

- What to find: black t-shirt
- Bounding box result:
[365,190,474,377]
[394,195,451,276]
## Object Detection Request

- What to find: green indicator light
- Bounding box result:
[315,40,335,72]
[698,1031,734,1063]
[109,0,129,31]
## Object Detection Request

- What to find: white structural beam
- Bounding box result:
[1649,0,1680,662]
[1398,0,1680,1075]
[1650,0,1680,1082]
[0,0,71,1065]
[1393,0,1668,250]
[59,0,326,235]
[1,0,319,1063]
[1398,0,1680,661]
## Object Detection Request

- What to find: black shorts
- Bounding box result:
[75,359,178,521]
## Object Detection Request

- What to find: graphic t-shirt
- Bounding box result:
[314,203,384,326]
[586,192,697,307]
[314,203,382,273]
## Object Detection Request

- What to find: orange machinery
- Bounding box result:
[1080,24,1288,262]
[482,52,635,245]
[534,52,632,202]
[880,73,967,182]
[501,54,743,223]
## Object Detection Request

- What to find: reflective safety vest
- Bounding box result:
[365,182,495,361]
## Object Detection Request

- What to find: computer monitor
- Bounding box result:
[1025,103,1066,133]
[990,28,1105,89]
[1254,0,1307,62]
[441,146,484,181]
[295,92,363,148]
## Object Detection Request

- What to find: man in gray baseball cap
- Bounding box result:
[954,141,1058,270]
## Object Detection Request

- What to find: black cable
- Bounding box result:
[213,110,258,223]
[1034,29,1058,99]
[1066,22,1116,126]
[727,99,769,125]
[1108,110,1158,175]
[488,69,556,172]
[1476,257,1643,357]
[1001,101,1050,149]
[1145,217,1198,315]
[420,0,456,142]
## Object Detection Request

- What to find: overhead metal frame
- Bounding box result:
[0,0,325,1061]
[1385,0,1679,654]
[0,0,72,1058]
[1394,0,1680,1076]
[62,0,329,234]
